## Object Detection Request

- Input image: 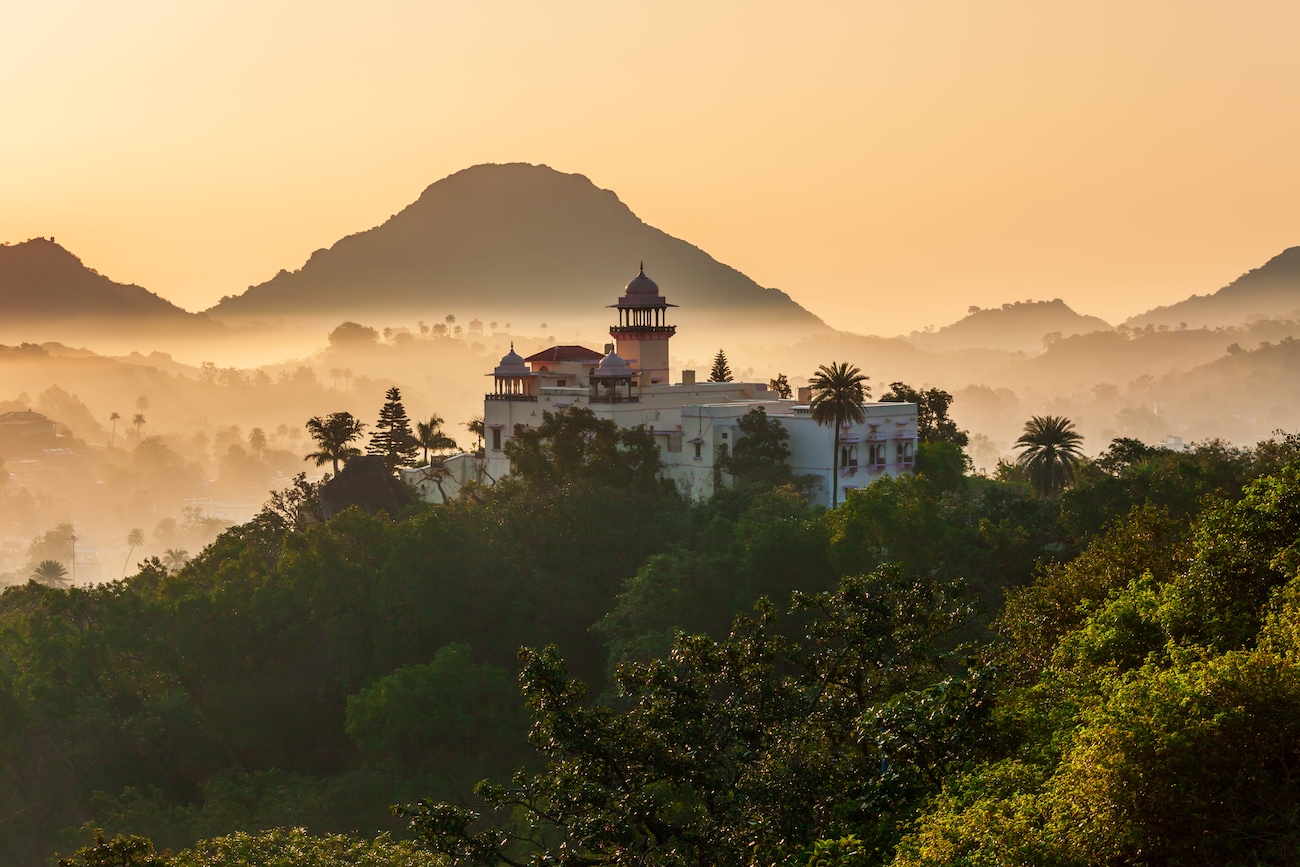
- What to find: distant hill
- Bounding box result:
[1127,246,1300,329]
[207,163,826,338]
[0,239,214,345]
[0,239,200,322]
[905,299,1112,353]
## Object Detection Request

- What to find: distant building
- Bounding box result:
[0,410,59,456]
[405,267,917,507]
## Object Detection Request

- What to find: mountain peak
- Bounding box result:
[0,238,198,323]
[208,162,824,335]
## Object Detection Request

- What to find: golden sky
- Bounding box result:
[2,0,1299,335]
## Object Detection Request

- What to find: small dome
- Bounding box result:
[493,343,530,377]
[625,263,659,297]
[593,350,632,377]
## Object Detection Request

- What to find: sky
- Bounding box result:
[2,0,1299,336]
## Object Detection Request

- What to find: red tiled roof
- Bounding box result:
[523,344,604,363]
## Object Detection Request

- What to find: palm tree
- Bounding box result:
[415,414,457,465]
[809,361,871,508]
[32,559,69,587]
[304,412,366,474]
[109,411,121,447]
[132,413,146,444]
[465,416,485,452]
[248,427,268,457]
[162,548,189,573]
[122,527,144,579]
[1014,415,1085,495]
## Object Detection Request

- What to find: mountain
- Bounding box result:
[905,299,1112,353]
[1127,246,1300,329]
[0,238,214,344]
[207,163,826,339]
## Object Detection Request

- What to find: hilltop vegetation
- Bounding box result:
[7,405,1300,866]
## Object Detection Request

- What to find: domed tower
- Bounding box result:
[608,264,676,384]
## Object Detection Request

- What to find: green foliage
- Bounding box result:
[595,484,832,669]
[719,406,794,485]
[503,406,662,489]
[345,644,525,772]
[304,412,366,474]
[913,440,968,492]
[367,387,420,470]
[879,382,969,448]
[11,417,1300,867]
[403,566,972,867]
[708,349,733,382]
[1013,415,1084,496]
[769,372,793,399]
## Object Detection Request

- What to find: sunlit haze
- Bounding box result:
[4,1,1299,334]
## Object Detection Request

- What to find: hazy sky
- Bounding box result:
[3,1,1299,335]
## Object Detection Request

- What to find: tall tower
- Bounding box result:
[608,264,676,384]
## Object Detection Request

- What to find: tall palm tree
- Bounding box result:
[122,527,145,579]
[304,412,366,474]
[415,414,457,465]
[809,361,871,507]
[132,413,146,444]
[1014,415,1085,496]
[32,559,69,587]
[109,411,121,447]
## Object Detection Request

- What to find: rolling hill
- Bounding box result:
[1127,246,1300,329]
[0,238,215,346]
[206,163,826,339]
[905,299,1112,353]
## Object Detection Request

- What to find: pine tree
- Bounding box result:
[368,387,420,470]
[709,350,734,383]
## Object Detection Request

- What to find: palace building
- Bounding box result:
[408,267,917,506]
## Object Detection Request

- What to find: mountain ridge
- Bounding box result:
[0,238,205,323]
[207,163,826,334]
[905,298,1112,353]
[1126,246,1300,329]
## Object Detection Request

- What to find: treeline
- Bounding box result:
[7,411,1300,865]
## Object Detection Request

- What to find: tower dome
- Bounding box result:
[624,263,660,298]
[493,344,529,377]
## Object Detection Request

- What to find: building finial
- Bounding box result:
[639,261,644,274]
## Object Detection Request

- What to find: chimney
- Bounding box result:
[797,386,812,403]
[681,369,696,385]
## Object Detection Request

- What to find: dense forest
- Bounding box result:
[6,403,1300,865]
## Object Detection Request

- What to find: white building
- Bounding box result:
[410,267,918,507]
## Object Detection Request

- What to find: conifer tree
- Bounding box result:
[709,349,734,383]
[368,387,420,470]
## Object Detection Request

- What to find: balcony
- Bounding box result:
[609,325,676,335]
[485,393,538,402]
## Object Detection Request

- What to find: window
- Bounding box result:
[841,445,858,467]
[556,379,566,387]
[491,428,501,451]
[870,444,886,467]
[899,441,914,464]
[694,442,703,459]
